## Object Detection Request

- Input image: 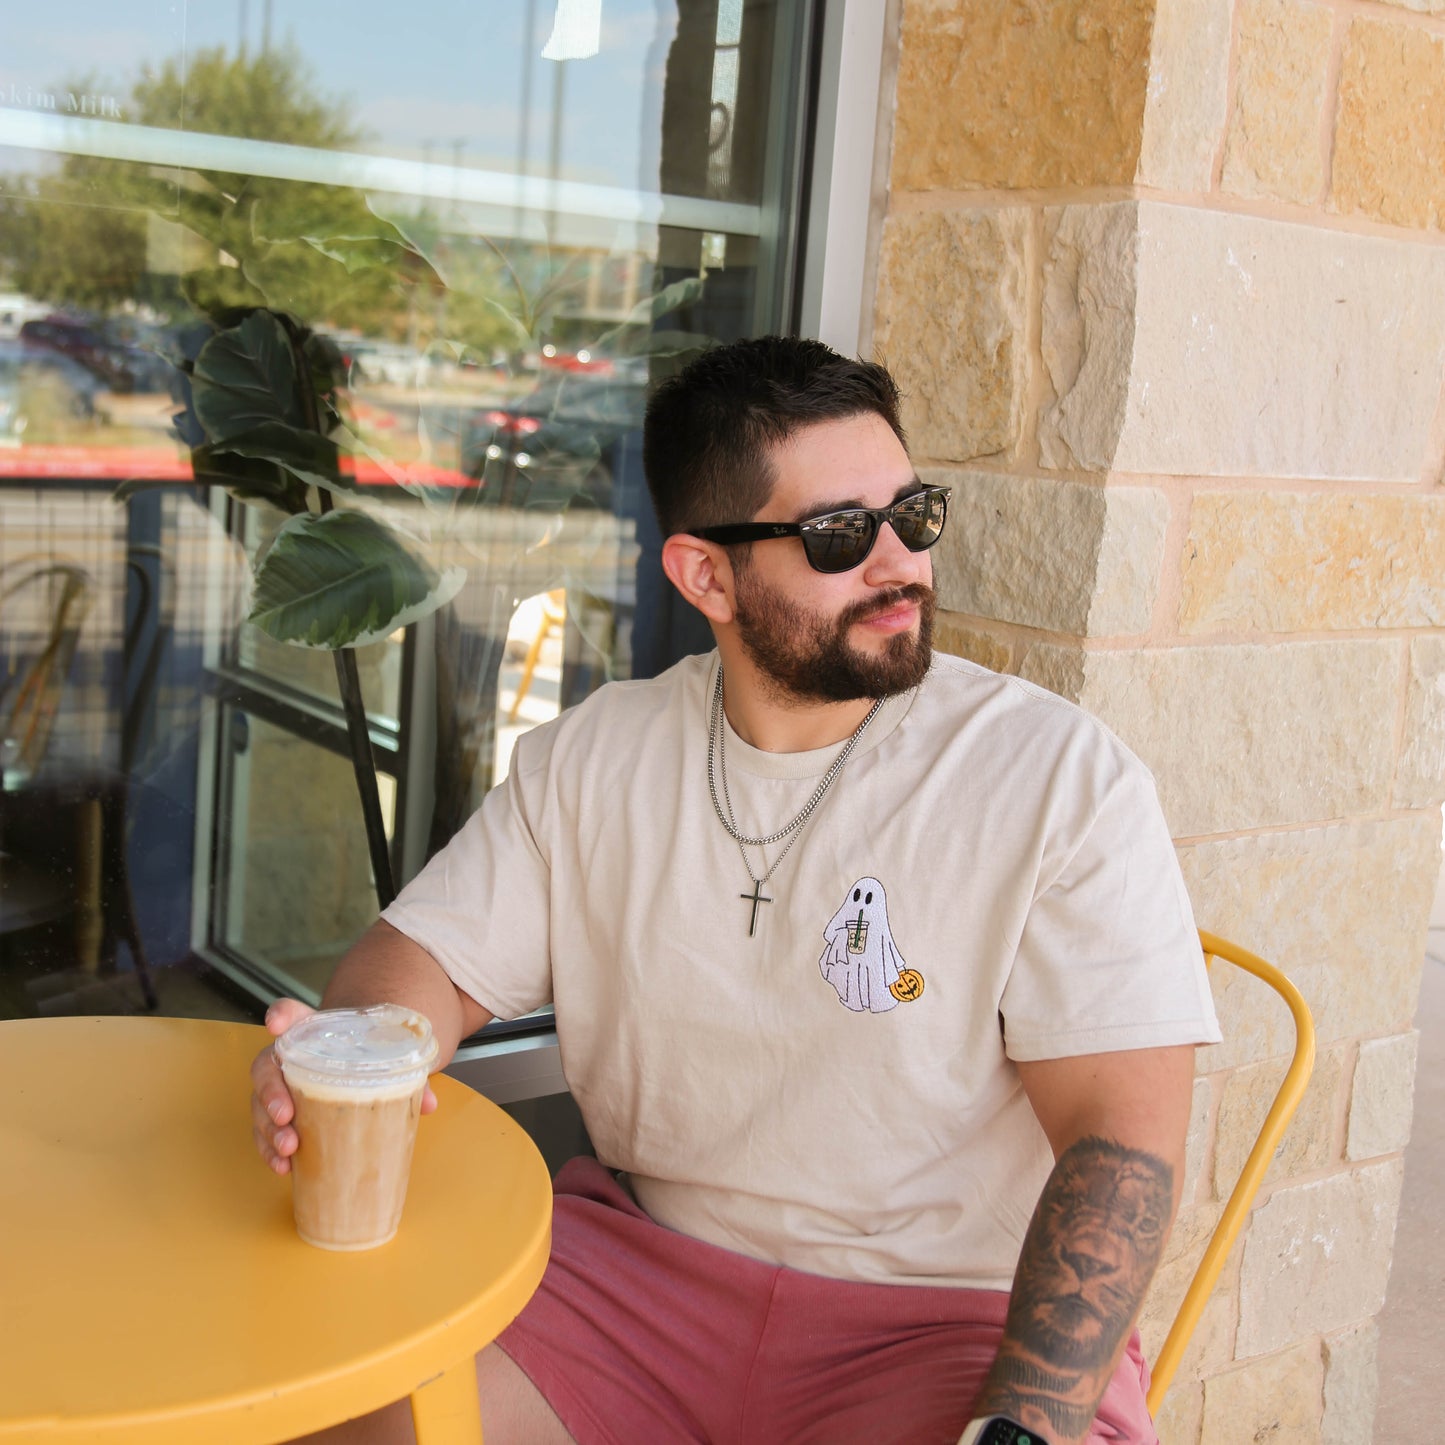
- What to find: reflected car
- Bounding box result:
[16,316,169,394]
[459,371,647,511]
[0,338,103,421]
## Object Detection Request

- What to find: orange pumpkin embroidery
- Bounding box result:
[889,968,925,1003]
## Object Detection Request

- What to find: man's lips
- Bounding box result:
[843,585,933,634]
[854,599,919,632]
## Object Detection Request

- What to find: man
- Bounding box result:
[252,336,1220,1445]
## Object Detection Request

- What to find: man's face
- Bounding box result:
[729,413,936,704]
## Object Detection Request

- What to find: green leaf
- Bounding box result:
[481,296,534,346]
[181,265,269,320]
[251,195,445,285]
[592,277,705,352]
[613,328,712,359]
[193,311,304,441]
[213,421,350,494]
[170,187,234,250]
[297,233,420,276]
[247,509,465,648]
[190,444,310,513]
[646,275,706,321]
[327,423,428,501]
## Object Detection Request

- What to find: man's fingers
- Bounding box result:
[251,1002,437,1173]
[250,998,313,1170]
[252,1118,295,1174]
[265,997,314,1037]
[250,1042,294,1128]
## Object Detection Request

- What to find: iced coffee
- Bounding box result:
[274,1005,440,1250]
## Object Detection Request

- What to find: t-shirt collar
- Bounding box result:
[703,653,919,781]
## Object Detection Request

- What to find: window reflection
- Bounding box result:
[0,1,811,1021]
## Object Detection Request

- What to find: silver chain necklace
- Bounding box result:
[706,664,882,937]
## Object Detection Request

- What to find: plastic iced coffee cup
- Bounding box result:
[274,1005,440,1251]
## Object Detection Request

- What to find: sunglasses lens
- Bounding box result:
[802,513,878,573]
[891,490,948,551]
[797,490,949,572]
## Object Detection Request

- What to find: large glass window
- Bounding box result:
[0,2,817,1044]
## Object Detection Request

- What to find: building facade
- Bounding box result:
[875,2,1445,1440]
[1,3,1439,1439]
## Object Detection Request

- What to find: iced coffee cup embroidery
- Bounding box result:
[818,877,922,1013]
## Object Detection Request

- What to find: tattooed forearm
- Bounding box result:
[974,1135,1175,1443]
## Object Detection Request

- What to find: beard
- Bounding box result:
[732,573,936,703]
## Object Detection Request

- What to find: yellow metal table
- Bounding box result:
[0,1016,553,1444]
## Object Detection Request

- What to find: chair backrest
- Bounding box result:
[1146,930,1317,1415]
[0,560,92,784]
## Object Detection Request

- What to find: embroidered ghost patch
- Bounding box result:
[819,877,923,1013]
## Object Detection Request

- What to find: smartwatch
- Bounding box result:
[958,1417,1048,1445]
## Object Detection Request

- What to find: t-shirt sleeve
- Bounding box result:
[380,743,554,1022]
[999,752,1222,1062]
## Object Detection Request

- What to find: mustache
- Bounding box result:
[839,584,936,628]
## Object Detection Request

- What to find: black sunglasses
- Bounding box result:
[695,485,951,575]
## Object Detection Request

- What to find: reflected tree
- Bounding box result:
[0,42,711,908]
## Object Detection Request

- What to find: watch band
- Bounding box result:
[957,1416,1045,1445]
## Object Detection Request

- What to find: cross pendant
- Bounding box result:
[740,879,772,936]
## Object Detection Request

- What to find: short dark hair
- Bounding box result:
[642,336,907,537]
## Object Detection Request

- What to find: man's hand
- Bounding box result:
[970,1044,1195,1445]
[248,921,491,1175]
[249,997,440,1175]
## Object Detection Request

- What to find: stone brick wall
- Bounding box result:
[869,2,1445,1439]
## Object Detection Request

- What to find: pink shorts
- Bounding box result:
[496,1158,1158,1445]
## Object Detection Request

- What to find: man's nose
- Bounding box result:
[862,515,931,588]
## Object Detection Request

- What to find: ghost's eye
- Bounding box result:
[853,888,860,902]
[866,891,873,904]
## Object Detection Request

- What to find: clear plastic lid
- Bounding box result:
[274,1005,439,1085]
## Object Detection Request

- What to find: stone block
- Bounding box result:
[1038,201,1445,479]
[1347,1032,1419,1160]
[932,614,1013,675]
[1016,640,1401,837]
[1334,18,1445,230]
[1138,0,1233,191]
[1184,1073,1213,1205]
[1015,640,1088,703]
[1094,486,1172,636]
[1396,636,1445,808]
[873,208,1028,463]
[1178,816,1438,1064]
[1221,0,1333,205]
[1200,1339,1324,1444]
[1322,1321,1379,1445]
[1374,0,1445,11]
[1237,1160,1403,1355]
[1155,1381,1203,1445]
[1180,492,1445,636]
[1139,1200,1236,1379]
[924,468,1167,634]
[1213,1044,1344,1196]
[891,0,1151,191]
[1039,204,1138,474]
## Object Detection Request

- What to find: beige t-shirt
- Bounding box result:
[384,652,1220,1289]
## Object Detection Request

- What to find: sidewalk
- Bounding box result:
[1372,921,1445,1434]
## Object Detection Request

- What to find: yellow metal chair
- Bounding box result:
[1146,930,1317,1415]
[507,588,567,724]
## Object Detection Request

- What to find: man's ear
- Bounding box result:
[661,532,736,625]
